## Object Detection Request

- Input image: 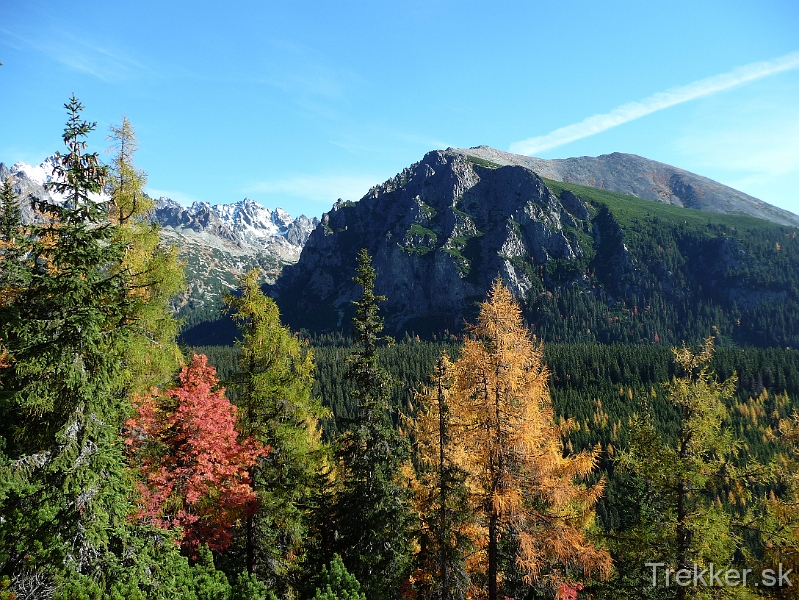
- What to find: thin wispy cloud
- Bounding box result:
[248,37,363,102]
[681,117,799,176]
[392,131,453,153]
[675,110,799,204]
[249,175,380,203]
[264,68,351,99]
[57,40,151,82]
[0,26,151,82]
[509,51,799,156]
[331,129,451,156]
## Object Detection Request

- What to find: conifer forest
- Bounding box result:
[5,98,799,600]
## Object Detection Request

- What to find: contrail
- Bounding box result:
[509,50,799,156]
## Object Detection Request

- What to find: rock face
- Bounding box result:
[275,150,593,333]
[452,146,799,227]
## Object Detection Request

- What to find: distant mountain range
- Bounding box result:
[153,197,316,266]
[0,157,317,323]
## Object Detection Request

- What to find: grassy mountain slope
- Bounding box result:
[455,146,799,227]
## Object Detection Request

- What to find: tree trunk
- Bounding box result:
[488,511,498,600]
[438,366,449,600]
[247,467,257,574]
[676,406,690,600]
[487,362,503,600]
[246,513,255,575]
[246,353,258,575]
[676,478,688,600]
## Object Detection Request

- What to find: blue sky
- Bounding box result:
[1,1,798,219]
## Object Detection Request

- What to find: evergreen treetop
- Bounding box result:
[332,249,413,600]
[0,95,134,590]
[312,554,366,600]
[44,94,109,223]
[0,177,28,305]
[0,178,22,244]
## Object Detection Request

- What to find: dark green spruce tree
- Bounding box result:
[0,178,22,238]
[0,176,27,423]
[311,554,366,600]
[0,95,138,593]
[0,177,28,303]
[332,249,413,600]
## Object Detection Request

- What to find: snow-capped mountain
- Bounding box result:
[7,156,110,208]
[1,156,319,338]
[10,156,61,187]
[154,197,316,262]
[0,155,316,260]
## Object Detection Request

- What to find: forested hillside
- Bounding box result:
[199,339,799,464]
[537,179,799,347]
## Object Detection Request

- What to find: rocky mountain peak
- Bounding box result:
[4,154,108,209]
[274,146,799,337]
[9,155,60,186]
[275,149,591,333]
[2,156,319,250]
[154,195,317,253]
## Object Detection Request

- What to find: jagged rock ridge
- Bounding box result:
[275,150,593,333]
[274,148,799,345]
[153,197,316,265]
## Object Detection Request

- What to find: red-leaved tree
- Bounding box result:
[126,353,267,557]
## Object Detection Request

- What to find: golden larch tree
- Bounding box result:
[409,352,479,600]
[106,116,185,394]
[452,279,611,599]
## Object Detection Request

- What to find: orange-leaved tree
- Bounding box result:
[452,279,611,599]
[126,353,267,557]
[409,352,478,600]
